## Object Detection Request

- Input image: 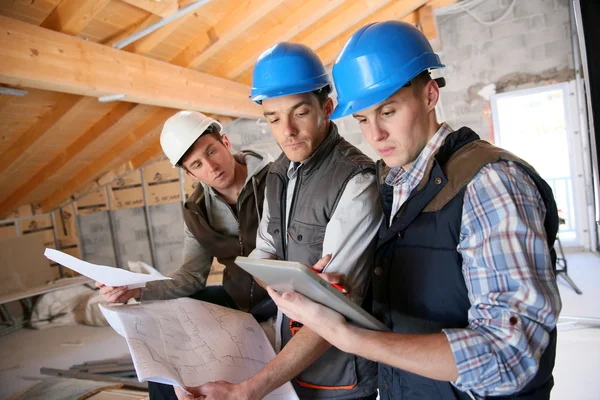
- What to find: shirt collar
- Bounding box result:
[385,122,454,187]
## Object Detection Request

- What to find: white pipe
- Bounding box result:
[0,87,28,96]
[112,0,212,50]
[98,93,126,103]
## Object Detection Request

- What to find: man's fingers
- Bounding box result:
[95,281,104,289]
[107,288,129,303]
[318,272,344,285]
[174,386,195,400]
[311,253,332,272]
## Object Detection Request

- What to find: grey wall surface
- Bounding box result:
[149,203,185,276]
[436,0,574,140]
[78,212,116,267]
[112,207,152,268]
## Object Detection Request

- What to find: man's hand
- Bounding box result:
[308,254,348,293]
[174,381,255,400]
[95,282,141,303]
[267,287,347,344]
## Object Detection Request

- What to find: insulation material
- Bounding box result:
[54,203,78,238]
[8,204,33,219]
[58,236,82,277]
[143,160,182,206]
[0,220,17,239]
[109,170,145,210]
[76,189,109,216]
[20,215,55,249]
[0,233,54,296]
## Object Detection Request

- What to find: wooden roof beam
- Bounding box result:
[39,108,176,212]
[130,141,164,170]
[294,0,397,53]
[120,0,180,17]
[0,102,137,216]
[41,0,112,36]
[0,16,261,119]
[0,93,81,176]
[170,0,286,70]
[428,0,460,8]
[418,4,441,51]
[316,0,427,67]
[205,0,348,80]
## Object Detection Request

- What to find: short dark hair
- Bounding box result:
[410,70,433,93]
[312,85,332,106]
[176,123,223,168]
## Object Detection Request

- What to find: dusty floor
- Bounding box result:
[0,252,599,400]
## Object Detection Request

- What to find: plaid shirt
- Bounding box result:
[386,124,561,397]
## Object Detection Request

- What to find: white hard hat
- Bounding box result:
[160,111,223,167]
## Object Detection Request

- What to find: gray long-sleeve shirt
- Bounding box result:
[140,150,272,301]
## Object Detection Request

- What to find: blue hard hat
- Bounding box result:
[250,42,331,104]
[331,21,445,120]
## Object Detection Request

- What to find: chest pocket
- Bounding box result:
[286,221,326,267]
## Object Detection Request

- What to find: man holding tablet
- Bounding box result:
[175,43,383,400]
[269,21,561,400]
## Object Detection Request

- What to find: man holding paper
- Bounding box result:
[176,43,383,400]
[97,110,275,313]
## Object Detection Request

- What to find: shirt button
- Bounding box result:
[398,231,403,238]
[435,177,442,185]
[374,267,384,276]
[274,229,280,235]
[297,234,303,241]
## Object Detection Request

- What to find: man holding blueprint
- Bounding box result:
[95,110,276,399]
[175,43,383,400]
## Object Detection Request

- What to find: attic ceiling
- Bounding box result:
[0,0,456,217]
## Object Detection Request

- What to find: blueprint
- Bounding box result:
[100,298,298,400]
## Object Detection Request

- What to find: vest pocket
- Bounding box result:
[287,222,326,246]
[294,346,358,391]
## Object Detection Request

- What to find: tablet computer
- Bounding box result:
[234,256,388,332]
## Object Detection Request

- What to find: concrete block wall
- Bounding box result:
[436,0,574,140]
[78,203,184,275]
[78,212,116,267]
[149,203,185,276]
[113,207,152,267]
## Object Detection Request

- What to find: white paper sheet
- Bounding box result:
[100,298,298,400]
[127,261,164,277]
[44,248,172,289]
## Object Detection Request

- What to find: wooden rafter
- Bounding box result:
[316,0,428,67]
[293,0,395,52]
[417,4,440,50]
[39,108,176,211]
[170,0,286,70]
[204,0,348,80]
[0,102,137,216]
[130,141,164,170]
[0,93,80,176]
[0,16,261,118]
[119,0,179,17]
[40,0,112,35]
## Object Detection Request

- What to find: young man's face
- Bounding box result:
[182,134,237,190]
[352,80,439,170]
[262,92,333,163]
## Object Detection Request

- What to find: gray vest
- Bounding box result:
[266,123,378,399]
[183,163,270,312]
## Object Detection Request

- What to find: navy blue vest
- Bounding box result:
[373,128,558,400]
